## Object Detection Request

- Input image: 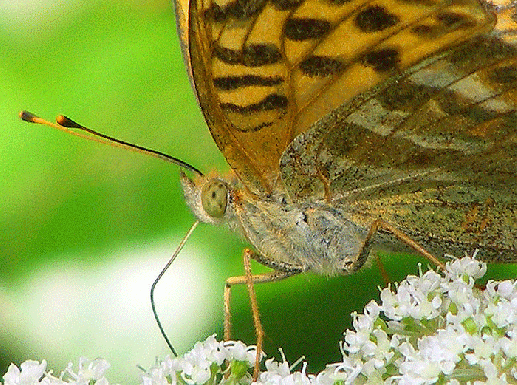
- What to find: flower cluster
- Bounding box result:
[4,257,517,385]
[142,336,260,385]
[319,257,517,384]
[2,357,110,385]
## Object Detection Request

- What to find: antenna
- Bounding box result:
[20,111,204,356]
[19,111,203,176]
[150,220,200,356]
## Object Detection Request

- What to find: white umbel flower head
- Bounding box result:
[2,358,110,385]
[4,257,517,385]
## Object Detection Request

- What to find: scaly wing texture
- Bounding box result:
[186,0,493,193]
[280,2,517,261]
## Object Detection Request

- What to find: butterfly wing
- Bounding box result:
[174,0,193,86]
[185,0,493,194]
[280,3,517,260]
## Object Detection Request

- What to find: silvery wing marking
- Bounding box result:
[281,30,517,263]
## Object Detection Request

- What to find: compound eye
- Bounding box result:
[201,180,228,218]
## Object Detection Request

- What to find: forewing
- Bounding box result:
[187,0,493,193]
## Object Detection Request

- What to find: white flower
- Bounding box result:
[3,360,47,385]
[258,359,312,385]
[446,256,486,280]
[2,358,112,385]
[141,365,170,385]
[6,256,517,385]
[316,357,362,385]
[64,357,110,383]
[224,340,260,365]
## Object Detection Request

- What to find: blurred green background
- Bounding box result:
[2,0,516,383]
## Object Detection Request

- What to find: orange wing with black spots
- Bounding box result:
[181,0,494,194]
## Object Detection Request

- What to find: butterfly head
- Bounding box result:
[180,171,234,225]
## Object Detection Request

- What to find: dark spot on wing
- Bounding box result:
[271,0,304,11]
[361,48,400,72]
[213,44,282,66]
[299,56,346,76]
[213,75,284,90]
[377,81,437,111]
[325,0,352,5]
[220,93,289,113]
[488,65,517,85]
[285,18,332,41]
[354,5,399,32]
[243,44,282,66]
[204,0,267,21]
[436,11,476,29]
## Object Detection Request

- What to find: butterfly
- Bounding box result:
[177,0,517,274]
[19,0,517,378]
[171,0,517,374]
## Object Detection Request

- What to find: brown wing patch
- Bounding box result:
[281,34,517,200]
[278,4,517,256]
[347,182,517,263]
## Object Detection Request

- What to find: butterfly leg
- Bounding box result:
[373,253,391,287]
[224,249,295,380]
[361,219,446,271]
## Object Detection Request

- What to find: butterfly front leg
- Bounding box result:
[358,219,446,273]
[224,249,298,380]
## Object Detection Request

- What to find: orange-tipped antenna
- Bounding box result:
[21,110,204,356]
[19,111,203,176]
